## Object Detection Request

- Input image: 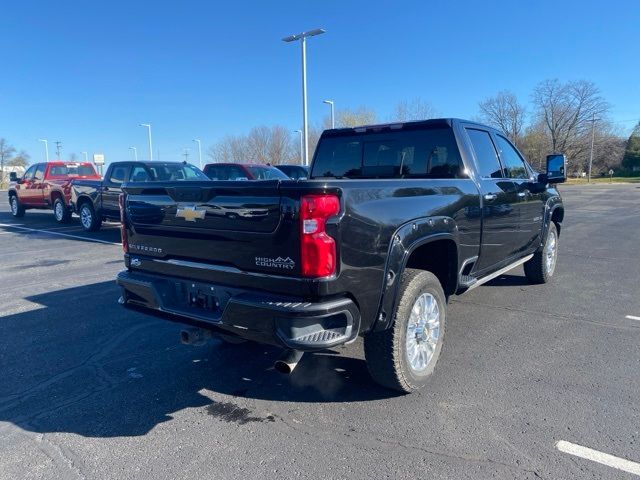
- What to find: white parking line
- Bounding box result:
[0,223,121,246]
[625,315,640,321]
[556,440,640,476]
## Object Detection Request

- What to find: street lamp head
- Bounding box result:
[140,123,151,127]
[282,28,326,42]
[323,100,333,105]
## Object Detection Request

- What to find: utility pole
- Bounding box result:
[54,141,62,159]
[588,113,599,183]
[183,149,190,162]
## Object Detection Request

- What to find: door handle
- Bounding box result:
[484,193,497,201]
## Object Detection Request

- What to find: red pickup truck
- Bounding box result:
[8,161,101,223]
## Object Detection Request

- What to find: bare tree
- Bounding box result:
[8,150,30,168]
[391,98,439,122]
[532,79,609,168]
[0,138,17,187]
[207,125,297,165]
[478,91,526,147]
[336,106,377,128]
[520,120,551,170]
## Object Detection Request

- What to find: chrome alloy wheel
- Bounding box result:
[545,228,557,275]
[11,197,18,215]
[55,201,64,221]
[405,293,441,373]
[80,206,92,229]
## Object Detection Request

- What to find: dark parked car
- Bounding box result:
[203,163,290,181]
[71,161,208,231]
[275,164,309,179]
[116,119,566,392]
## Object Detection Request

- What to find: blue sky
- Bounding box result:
[1,0,638,165]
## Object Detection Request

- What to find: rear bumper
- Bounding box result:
[116,270,360,351]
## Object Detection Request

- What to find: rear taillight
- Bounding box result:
[300,194,340,278]
[119,193,128,253]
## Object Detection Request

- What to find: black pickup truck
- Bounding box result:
[116,119,566,392]
[71,161,208,231]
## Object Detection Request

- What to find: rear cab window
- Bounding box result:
[48,163,99,178]
[311,126,463,179]
[244,166,289,180]
[204,165,249,181]
[465,129,504,178]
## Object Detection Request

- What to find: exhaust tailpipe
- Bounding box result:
[274,349,304,375]
[180,327,212,346]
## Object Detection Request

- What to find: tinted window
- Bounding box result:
[204,165,248,181]
[311,128,462,179]
[34,164,45,181]
[23,165,37,180]
[466,129,503,178]
[109,166,128,184]
[277,165,308,179]
[495,135,529,179]
[146,163,208,181]
[244,166,289,180]
[130,166,151,181]
[48,164,97,177]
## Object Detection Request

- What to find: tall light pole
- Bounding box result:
[587,113,600,183]
[81,151,88,162]
[193,139,203,168]
[293,130,303,165]
[140,123,153,161]
[129,146,138,161]
[323,99,335,129]
[282,28,326,166]
[38,139,49,162]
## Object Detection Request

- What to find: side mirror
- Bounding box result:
[546,154,567,183]
[9,172,18,182]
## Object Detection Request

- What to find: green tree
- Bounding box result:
[622,121,640,173]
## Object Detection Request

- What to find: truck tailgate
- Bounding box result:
[122,181,301,276]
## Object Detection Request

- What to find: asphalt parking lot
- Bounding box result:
[1,184,639,479]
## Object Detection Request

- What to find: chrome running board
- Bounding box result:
[465,254,534,292]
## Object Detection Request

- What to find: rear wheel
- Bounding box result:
[79,203,102,232]
[364,269,446,393]
[53,198,71,223]
[10,195,25,218]
[524,222,558,284]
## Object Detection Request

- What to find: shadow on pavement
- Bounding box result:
[485,274,531,287]
[0,281,397,438]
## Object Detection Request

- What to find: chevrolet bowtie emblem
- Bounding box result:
[176,205,206,222]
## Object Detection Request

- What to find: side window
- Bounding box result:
[34,164,46,181]
[466,129,503,178]
[495,135,529,179]
[109,166,128,184]
[23,165,37,180]
[130,166,151,182]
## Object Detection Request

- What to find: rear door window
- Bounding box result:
[465,129,504,178]
[108,166,129,184]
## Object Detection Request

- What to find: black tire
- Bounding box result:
[79,202,102,232]
[524,222,558,284]
[53,198,71,223]
[364,269,446,393]
[9,195,25,218]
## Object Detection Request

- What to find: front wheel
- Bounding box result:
[79,203,102,232]
[364,269,446,393]
[524,222,558,284]
[53,198,71,223]
[10,195,25,218]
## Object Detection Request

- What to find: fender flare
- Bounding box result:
[371,216,459,332]
[540,197,564,248]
